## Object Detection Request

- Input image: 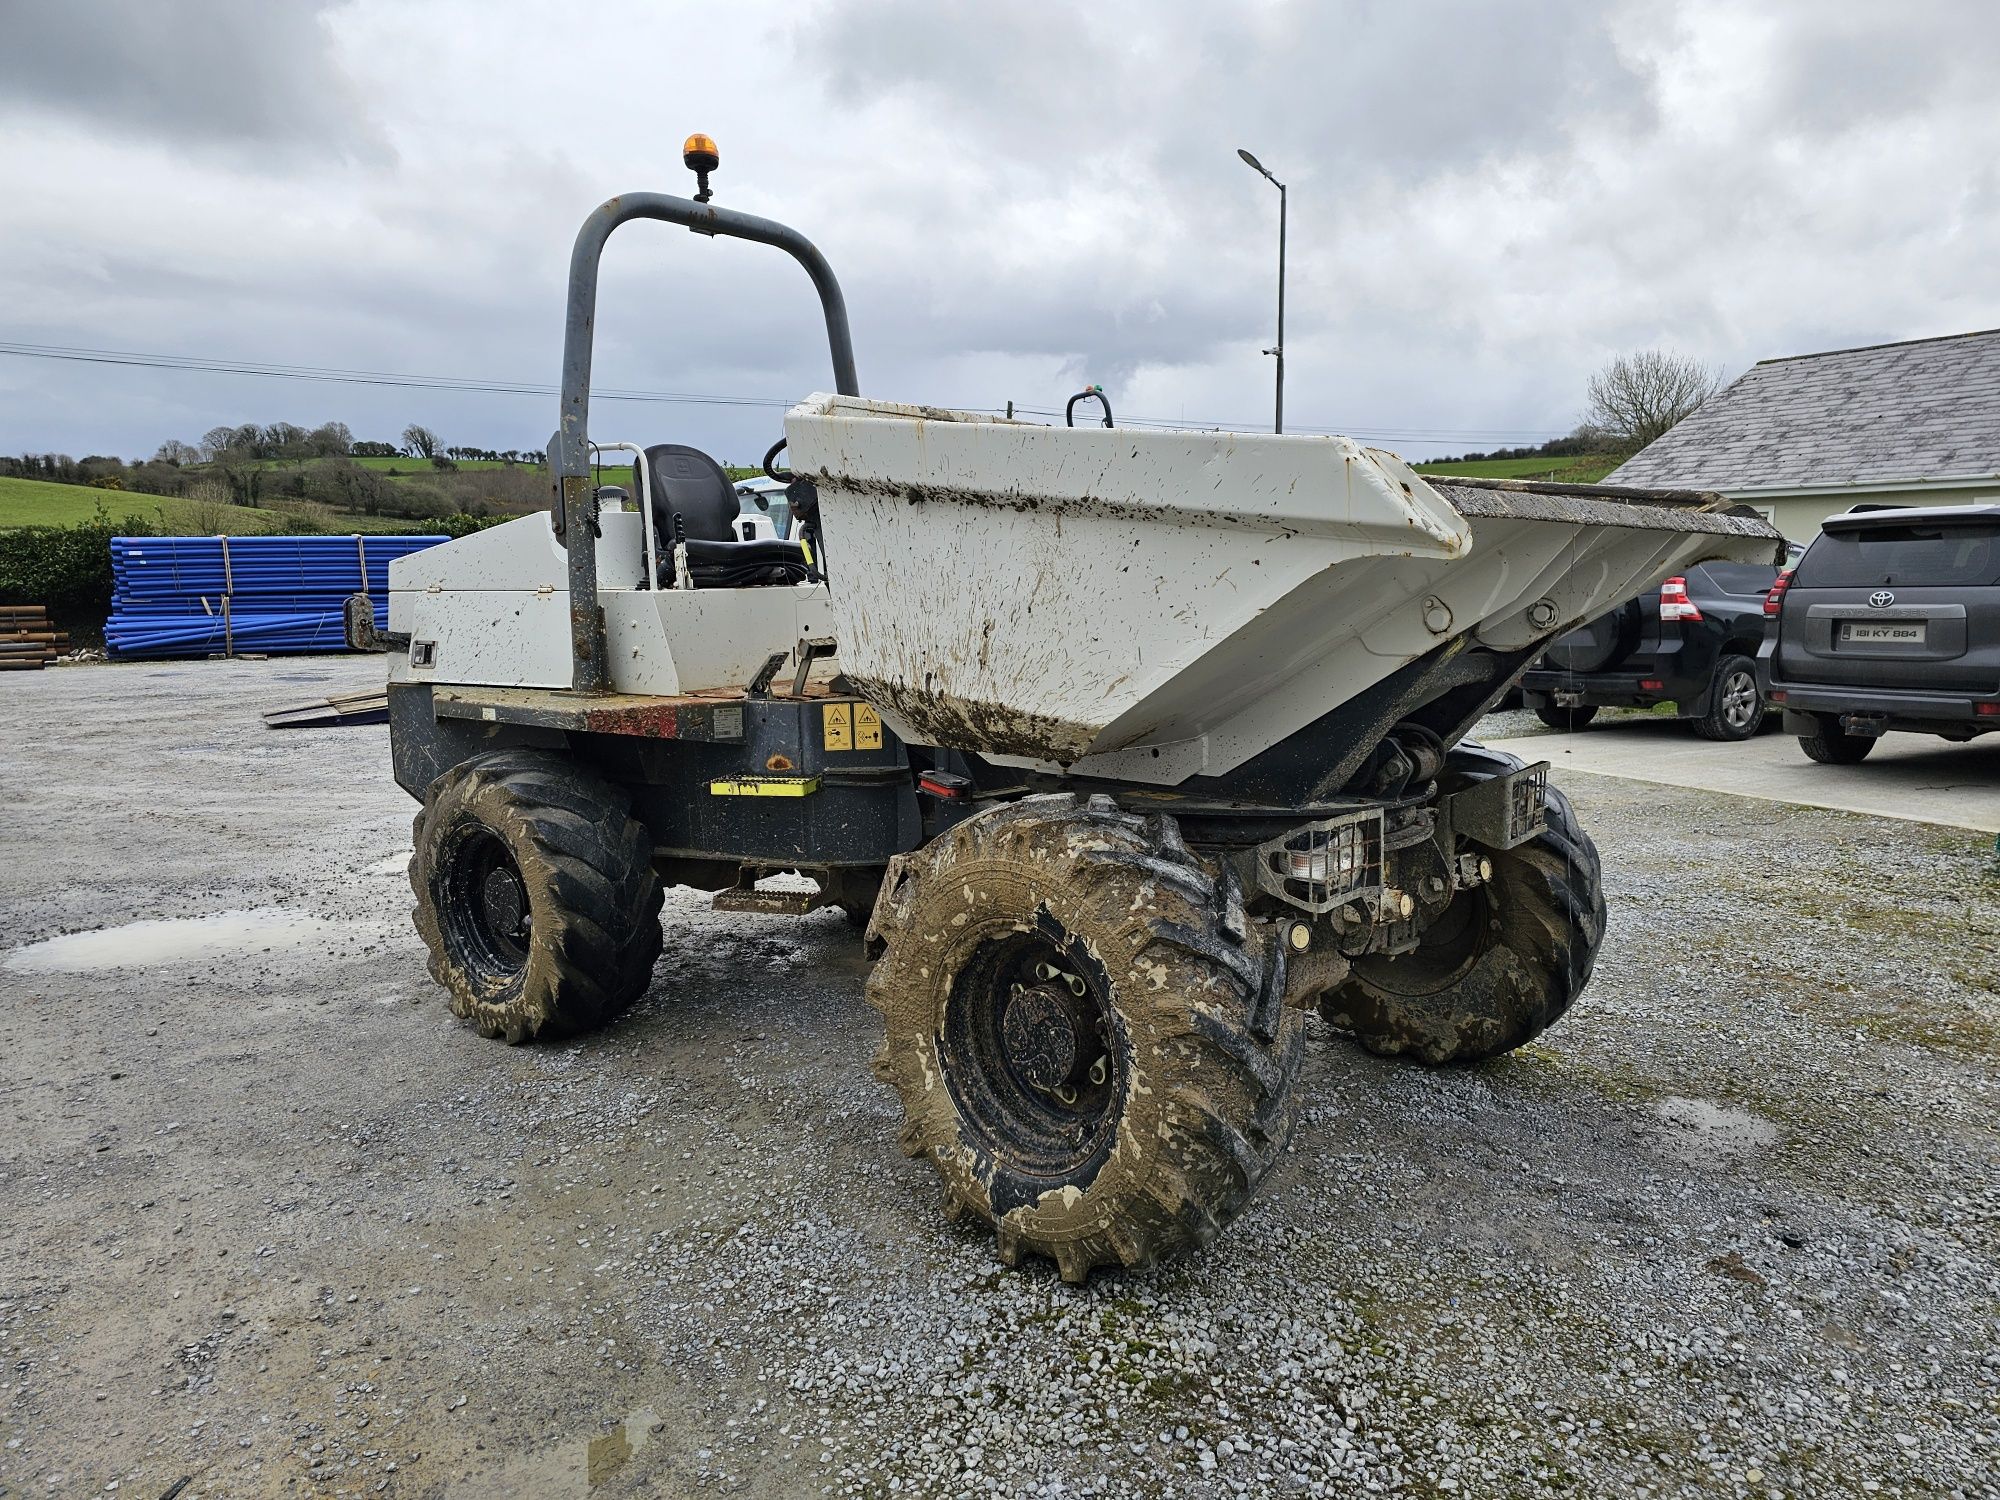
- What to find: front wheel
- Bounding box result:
[1693,654,1763,741]
[410,750,664,1043]
[865,796,1304,1283]
[1319,750,1606,1065]
[1799,714,1875,765]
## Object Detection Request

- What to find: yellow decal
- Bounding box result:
[708,775,822,798]
[822,701,853,751]
[854,702,883,750]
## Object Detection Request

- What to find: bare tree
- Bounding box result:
[402,423,442,459]
[307,420,353,457]
[154,439,202,466]
[1585,350,1724,454]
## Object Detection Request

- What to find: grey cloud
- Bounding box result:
[0,0,387,162]
[1,0,1997,466]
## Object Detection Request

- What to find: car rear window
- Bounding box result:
[1699,560,1777,595]
[1793,523,2000,588]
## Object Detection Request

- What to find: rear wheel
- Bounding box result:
[1534,700,1599,731]
[1319,751,1606,1065]
[1799,714,1875,765]
[865,796,1304,1282]
[1693,654,1763,741]
[411,750,664,1043]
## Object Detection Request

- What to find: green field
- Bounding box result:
[0,475,428,534]
[1414,455,1621,484]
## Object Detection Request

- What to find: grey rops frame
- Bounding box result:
[546,191,860,692]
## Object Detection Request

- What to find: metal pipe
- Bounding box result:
[1237,149,1287,435]
[1275,180,1286,436]
[550,192,859,693]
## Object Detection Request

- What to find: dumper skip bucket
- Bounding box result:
[785,395,1780,786]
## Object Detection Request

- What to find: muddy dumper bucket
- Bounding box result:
[786,394,1780,787]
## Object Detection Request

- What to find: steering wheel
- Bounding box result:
[762,438,793,484]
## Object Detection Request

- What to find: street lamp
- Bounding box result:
[1237,147,1286,434]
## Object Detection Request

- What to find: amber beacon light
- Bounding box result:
[683,133,720,201]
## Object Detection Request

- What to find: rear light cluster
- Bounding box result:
[1659,576,1703,622]
[1977,702,2000,718]
[1763,570,1794,617]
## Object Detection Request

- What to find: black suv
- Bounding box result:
[1762,503,2000,764]
[1521,550,1796,740]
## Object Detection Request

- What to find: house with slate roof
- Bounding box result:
[1606,329,2000,542]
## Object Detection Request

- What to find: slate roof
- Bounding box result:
[1607,329,2000,491]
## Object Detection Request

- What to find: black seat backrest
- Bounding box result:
[638,444,739,544]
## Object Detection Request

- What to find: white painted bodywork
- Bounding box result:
[783,394,1783,784]
[386,510,835,695]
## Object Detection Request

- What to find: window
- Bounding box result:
[1701,560,1779,595]
[1794,523,2000,588]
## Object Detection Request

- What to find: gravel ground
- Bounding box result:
[3,657,1998,1500]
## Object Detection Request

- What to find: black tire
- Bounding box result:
[1692,654,1763,741]
[1799,714,1875,765]
[1319,750,1606,1065]
[864,795,1304,1283]
[411,749,664,1043]
[1534,701,1599,732]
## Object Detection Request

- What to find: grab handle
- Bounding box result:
[1064,386,1114,429]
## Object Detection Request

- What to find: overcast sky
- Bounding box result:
[2,0,1996,465]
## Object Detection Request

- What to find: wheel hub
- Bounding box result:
[480,865,527,939]
[1001,981,1086,1093]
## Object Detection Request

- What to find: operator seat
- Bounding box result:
[636,443,809,587]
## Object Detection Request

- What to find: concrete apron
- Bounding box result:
[1484,721,2000,834]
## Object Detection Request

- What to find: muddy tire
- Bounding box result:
[1799,714,1875,765]
[1533,700,1598,731]
[1319,748,1606,1065]
[1692,654,1763,741]
[864,795,1304,1283]
[411,749,664,1044]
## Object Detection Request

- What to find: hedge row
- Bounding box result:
[0,514,496,626]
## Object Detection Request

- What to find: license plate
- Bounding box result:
[1842,621,1925,644]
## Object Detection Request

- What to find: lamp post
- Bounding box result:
[1236,147,1286,434]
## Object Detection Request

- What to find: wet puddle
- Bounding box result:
[443,1406,665,1497]
[1653,1096,1781,1161]
[2,908,382,975]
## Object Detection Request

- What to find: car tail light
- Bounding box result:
[1639,679,1664,691]
[1660,576,1703,622]
[1763,571,1793,617]
[1977,702,2000,717]
[1769,690,1786,704]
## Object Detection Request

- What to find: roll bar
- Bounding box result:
[547,192,859,692]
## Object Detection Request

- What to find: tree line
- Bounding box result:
[2,417,554,522]
[1430,350,1725,465]
[3,419,545,484]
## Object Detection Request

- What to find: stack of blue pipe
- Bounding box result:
[106,534,447,658]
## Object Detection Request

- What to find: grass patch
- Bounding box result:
[0,475,183,529]
[1416,455,1622,485]
[1,475,448,535]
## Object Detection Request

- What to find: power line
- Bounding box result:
[0,339,1572,443]
[0,341,794,410]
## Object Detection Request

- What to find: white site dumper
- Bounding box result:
[361,139,1781,1283]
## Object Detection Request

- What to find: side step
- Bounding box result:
[710,886,828,917]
